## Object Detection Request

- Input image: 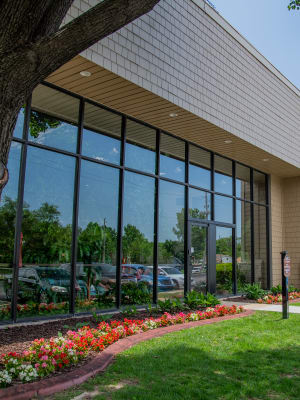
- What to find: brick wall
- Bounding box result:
[282,177,300,288]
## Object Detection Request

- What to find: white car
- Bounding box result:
[158,265,185,289]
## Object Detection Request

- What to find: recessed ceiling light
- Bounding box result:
[169,113,178,117]
[224,140,232,144]
[262,158,269,162]
[80,70,92,77]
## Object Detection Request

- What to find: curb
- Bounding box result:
[0,310,253,400]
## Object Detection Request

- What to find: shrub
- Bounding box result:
[243,283,265,300]
[121,282,152,305]
[184,291,220,309]
[271,284,282,295]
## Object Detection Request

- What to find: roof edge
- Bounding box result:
[191,0,300,97]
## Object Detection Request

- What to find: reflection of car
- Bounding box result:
[5,267,86,303]
[123,264,175,292]
[158,265,185,289]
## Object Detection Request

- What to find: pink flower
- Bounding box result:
[35,363,40,368]
[52,359,57,365]
[42,362,47,368]
[41,355,48,361]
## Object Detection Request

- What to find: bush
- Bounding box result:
[157,298,186,313]
[216,263,246,290]
[184,290,220,309]
[271,284,282,295]
[243,283,265,300]
[121,282,152,305]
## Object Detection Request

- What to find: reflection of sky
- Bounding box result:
[82,129,120,165]
[8,111,250,246]
[23,147,75,226]
[78,160,119,230]
[215,172,232,195]
[189,164,210,189]
[123,172,155,240]
[29,120,78,153]
[159,181,184,242]
[214,195,233,224]
[125,143,155,174]
[216,226,232,240]
[160,155,185,182]
[13,110,24,138]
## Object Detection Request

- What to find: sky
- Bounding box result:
[210,0,300,90]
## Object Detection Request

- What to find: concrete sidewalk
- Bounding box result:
[222,300,300,314]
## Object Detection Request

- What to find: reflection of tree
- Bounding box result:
[0,197,18,264]
[29,111,61,138]
[0,197,72,265]
[77,222,117,300]
[216,236,232,256]
[122,224,152,264]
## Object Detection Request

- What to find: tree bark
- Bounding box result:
[0,0,160,198]
[0,99,20,198]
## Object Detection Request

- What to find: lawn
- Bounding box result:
[51,312,300,400]
[292,302,300,306]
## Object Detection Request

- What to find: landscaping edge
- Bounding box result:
[0,310,253,400]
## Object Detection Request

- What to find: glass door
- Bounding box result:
[189,223,208,294]
[215,226,233,296]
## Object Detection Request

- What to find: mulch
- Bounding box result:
[0,310,253,400]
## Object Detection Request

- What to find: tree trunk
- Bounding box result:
[0,98,22,199]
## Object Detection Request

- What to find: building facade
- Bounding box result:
[0,0,299,323]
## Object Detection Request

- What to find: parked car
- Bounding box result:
[122,264,175,292]
[158,265,186,289]
[4,267,87,303]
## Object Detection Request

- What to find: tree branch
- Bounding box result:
[32,0,75,40]
[34,0,160,78]
[0,0,51,55]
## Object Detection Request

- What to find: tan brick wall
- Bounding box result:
[271,175,283,286]
[282,177,300,288]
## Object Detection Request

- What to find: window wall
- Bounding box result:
[0,82,270,323]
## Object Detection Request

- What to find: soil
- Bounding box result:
[0,306,206,387]
[223,296,258,303]
[0,307,206,355]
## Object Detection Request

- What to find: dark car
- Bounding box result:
[4,267,87,304]
[122,264,175,292]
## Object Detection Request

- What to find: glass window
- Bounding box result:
[216,227,233,295]
[13,109,25,138]
[236,200,252,289]
[189,145,211,189]
[254,205,268,289]
[125,119,156,174]
[76,161,119,312]
[84,102,121,137]
[253,171,266,204]
[236,164,251,200]
[19,147,75,319]
[160,134,185,182]
[214,155,232,195]
[214,195,233,224]
[82,130,120,165]
[122,172,155,305]
[0,142,22,322]
[189,188,211,220]
[30,85,79,152]
[158,181,185,299]
[82,103,121,165]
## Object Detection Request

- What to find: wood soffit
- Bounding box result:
[46,56,300,178]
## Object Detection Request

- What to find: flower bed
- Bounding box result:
[257,291,300,304]
[0,304,244,388]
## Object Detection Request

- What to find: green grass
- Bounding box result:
[292,302,300,306]
[51,312,300,400]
